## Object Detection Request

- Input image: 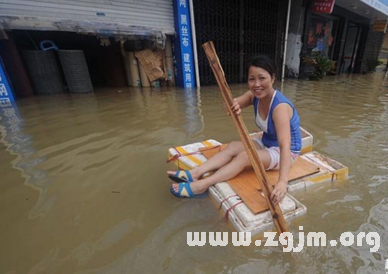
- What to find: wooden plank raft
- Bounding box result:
[201,145,320,214]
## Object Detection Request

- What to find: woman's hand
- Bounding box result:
[231,99,242,114]
[271,180,288,205]
[224,98,242,115]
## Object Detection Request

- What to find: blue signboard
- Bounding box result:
[0,56,15,104]
[173,0,196,88]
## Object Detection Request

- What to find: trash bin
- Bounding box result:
[58,50,93,93]
[23,50,65,95]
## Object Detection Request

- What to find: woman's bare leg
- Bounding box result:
[167,141,245,181]
[172,146,272,195]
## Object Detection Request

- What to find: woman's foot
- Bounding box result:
[167,169,200,182]
[171,180,207,197]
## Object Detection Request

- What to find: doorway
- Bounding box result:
[193,0,288,85]
[340,22,362,73]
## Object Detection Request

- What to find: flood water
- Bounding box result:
[1,72,388,274]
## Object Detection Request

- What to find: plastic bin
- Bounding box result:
[58,50,93,93]
[23,50,64,95]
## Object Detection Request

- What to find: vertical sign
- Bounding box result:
[0,56,15,105]
[173,0,196,88]
[312,0,335,14]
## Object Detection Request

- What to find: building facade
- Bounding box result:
[286,0,388,78]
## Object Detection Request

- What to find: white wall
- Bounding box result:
[284,0,305,78]
[285,33,303,78]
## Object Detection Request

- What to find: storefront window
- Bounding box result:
[307,16,335,57]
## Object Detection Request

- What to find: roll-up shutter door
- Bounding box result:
[0,0,175,36]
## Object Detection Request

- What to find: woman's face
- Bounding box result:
[248,66,275,99]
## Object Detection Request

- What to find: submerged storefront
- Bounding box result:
[286,0,388,78]
[0,0,198,100]
[192,0,289,85]
[304,5,371,75]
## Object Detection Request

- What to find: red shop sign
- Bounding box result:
[312,0,335,14]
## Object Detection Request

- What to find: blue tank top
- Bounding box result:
[253,90,302,153]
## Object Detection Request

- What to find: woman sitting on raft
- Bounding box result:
[168,55,302,205]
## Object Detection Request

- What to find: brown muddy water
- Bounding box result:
[1,73,388,274]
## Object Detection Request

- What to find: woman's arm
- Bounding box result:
[225,90,254,114]
[237,90,255,109]
[270,103,293,205]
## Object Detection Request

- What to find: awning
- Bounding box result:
[0,16,173,39]
[336,0,388,20]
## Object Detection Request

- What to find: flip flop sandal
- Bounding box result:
[168,170,193,183]
[170,182,197,198]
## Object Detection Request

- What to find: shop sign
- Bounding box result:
[372,20,387,32]
[173,0,196,88]
[312,0,335,14]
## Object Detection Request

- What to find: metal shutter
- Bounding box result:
[0,0,175,36]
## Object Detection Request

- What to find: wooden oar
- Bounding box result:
[202,41,289,234]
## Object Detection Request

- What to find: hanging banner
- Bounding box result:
[312,0,335,14]
[372,20,387,32]
[173,0,196,88]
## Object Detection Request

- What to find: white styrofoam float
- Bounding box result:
[167,128,348,236]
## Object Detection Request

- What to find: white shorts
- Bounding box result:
[252,137,299,170]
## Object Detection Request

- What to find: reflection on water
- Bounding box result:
[0,99,52,219]
[1,73,388,273]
